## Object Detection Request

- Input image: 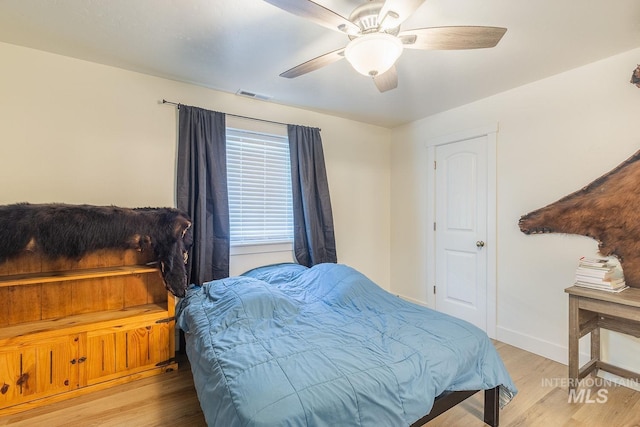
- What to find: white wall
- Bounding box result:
[8,38,640,372]
[0,41,391,288]
[391,47,640,366]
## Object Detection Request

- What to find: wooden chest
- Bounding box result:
[0,249,177,415]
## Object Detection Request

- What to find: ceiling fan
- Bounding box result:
[264,0,507,92]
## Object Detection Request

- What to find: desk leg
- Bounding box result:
[568,295,579,391]
[591,326,600,376]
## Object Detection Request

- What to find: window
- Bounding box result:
[226,118,293,247]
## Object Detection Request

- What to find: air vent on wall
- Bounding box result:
[236,89,272,101]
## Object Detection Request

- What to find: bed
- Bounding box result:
[176,263,516,426]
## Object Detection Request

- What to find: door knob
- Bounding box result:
[476,241,485,248]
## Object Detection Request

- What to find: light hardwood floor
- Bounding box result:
[1,341,639,426]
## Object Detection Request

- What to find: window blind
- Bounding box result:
[226,127,294,245]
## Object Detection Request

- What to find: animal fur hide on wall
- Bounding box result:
[631,65,640,88]
[0,203,192,297]
[518,150,640,287]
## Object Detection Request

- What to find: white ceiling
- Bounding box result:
[1,0,639,128]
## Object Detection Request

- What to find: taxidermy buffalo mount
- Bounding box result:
[519,149,640,287]
[0,203,192,297]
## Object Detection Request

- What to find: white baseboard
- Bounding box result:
[497,327,640,392]
[597,371,640,392]
[397,294,432,308]
[497,325,572,365]
[397,296,584,366]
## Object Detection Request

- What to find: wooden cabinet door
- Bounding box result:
[127,323,172,369]
[86,332,118,382]
[86,322,173,386]
[35,335,81,394]
[0,334,81,410]
[0,348,26,409]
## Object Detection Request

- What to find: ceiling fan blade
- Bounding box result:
[263,0,360,35]
[377,0,426,30]
[399,26,507,50]
[280,48,345,78]
[373,65,398,92]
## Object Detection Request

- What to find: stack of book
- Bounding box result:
[574,257,627,292]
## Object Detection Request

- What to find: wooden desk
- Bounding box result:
[565,286,640,390]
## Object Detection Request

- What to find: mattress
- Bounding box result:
[177,263,516,426]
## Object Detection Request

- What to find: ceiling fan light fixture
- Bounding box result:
[344,33,403,77]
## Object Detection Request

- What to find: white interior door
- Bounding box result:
[434,136,488,330]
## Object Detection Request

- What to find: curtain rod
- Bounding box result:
[162,99,320,131]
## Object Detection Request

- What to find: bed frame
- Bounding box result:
[410,387,499,427]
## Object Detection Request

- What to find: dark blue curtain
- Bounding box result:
[288,125,337,267]
[176,106,229,284]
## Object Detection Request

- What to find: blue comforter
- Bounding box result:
[177,263,516,426]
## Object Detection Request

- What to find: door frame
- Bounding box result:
[425,124,498,338]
